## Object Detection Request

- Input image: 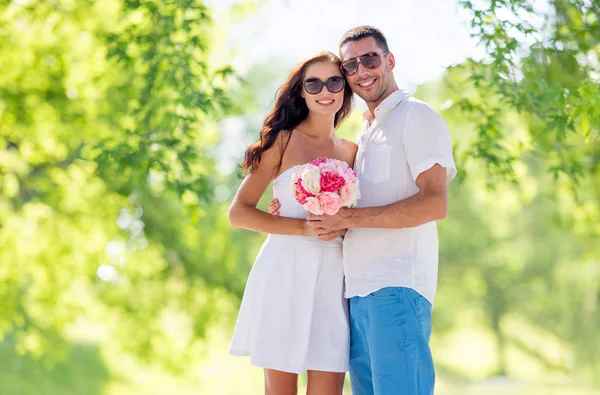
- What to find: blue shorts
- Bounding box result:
[349,286,435,395]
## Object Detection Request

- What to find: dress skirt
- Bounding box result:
[229,234,349,374]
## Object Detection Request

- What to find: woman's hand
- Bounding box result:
[270,199,347,240]
[317,228,347,241]
[268,198,281,216]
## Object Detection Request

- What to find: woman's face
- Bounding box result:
[301,61,346,117]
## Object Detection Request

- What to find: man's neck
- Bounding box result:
[366,84,399,119]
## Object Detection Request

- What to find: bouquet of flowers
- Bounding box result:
[291,157,361,215]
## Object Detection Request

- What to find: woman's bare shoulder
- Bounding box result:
[340,137,358,165]
[340,137,358,150]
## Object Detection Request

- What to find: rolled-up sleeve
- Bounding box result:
[403,102,457,183]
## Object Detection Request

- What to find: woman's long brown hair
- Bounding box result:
[240,51,354,174]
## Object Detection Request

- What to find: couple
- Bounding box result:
[228,26,457,395]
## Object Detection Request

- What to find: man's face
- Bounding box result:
[340,37,392,104]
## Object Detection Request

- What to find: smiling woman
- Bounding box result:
[227,51,358,395]
[239,51,354,175]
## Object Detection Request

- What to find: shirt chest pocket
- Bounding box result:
[362,144,392,184]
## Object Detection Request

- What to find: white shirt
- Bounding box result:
[343,89,457,305]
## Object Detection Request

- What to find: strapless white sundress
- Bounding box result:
[229,165,349,374]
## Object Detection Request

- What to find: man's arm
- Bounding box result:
[309,101,456,232]
[306,163,448,231]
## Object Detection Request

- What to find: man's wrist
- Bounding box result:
[342,207,359,229]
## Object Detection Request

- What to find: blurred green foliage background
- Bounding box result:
[0,0,598,394]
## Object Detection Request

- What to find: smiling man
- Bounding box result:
[329,26,457,395]
[269,25,457,395]
[316,26,457,395]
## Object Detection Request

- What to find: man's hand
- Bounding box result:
[306,207,352,232]
[268,198,281,216]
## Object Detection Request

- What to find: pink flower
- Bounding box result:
[303,197,323,215]
[339,165,357,184]
[291,157,361,211]
[317,161,338,173]
[309,157,328,166]
[318,192,344,215]
[320,171,346,192]
[294,178,313,204]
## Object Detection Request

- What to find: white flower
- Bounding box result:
[340,182,361,207]
[300,165,321,195]
[290,170,300,194]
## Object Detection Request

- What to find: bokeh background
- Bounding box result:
[1,0,599,394]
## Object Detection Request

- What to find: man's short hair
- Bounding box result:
[339,26,390,55]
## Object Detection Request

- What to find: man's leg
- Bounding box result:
[366,286,435,395]
[348,296,374,395]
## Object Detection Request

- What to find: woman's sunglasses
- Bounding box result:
[302,76,345,95]
[341,52,389,76]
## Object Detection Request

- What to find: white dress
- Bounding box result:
[229,165,349,374]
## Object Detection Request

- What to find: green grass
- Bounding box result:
[0,325,598,395]
[0,340,108,395]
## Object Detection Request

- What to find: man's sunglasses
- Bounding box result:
[341,52,389,76]
[302,76,345,94]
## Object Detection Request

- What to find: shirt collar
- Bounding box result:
[362,89,411,123]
